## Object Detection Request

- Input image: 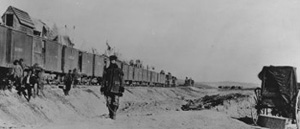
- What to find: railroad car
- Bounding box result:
[9,28,33,67]
[93,54,105,77]
[0,6,182,87]
[122,63,129,84]
[147,70,151,85]
[0,25,7,67]
[45,40,63,73]
[0,23,179,87]
[127,65,134,85]
[141,69,148,85]
[150,71,157,86]
[62,46,79,73]
[79,51,93,77]
[32,37,45,68]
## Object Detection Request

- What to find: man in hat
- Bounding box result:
[32,64,45,97]
[11,60,23,95]
[64,70,73,96]
[22,69,37,102]
[101,55,124,120]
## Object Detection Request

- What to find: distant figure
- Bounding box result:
[185,77,189,86]
[101,55,124,120]
[171,76,176,87]
[129,60,134,66]
[19,58,28,71]
[11,60,23,94]
[22,69,36,102]
[190,78,194,86]
[64,70,73,96]
[72,68,79,88]
[190,77,194,86]
[18,58,27,85]
[166,72,172,87]
[37,69,45,96]
[32,64,45,97]
[19,58,25,70]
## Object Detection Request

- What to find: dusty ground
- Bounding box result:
[0,85,262,129]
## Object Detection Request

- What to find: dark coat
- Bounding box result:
[102,63,124,96]
[22,75,37,86]
[64,73,73,85]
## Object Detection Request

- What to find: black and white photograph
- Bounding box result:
[0,0,300,129]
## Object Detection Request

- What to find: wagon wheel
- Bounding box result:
[296,90,300,129]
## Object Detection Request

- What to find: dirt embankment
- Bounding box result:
[0,86,257,129]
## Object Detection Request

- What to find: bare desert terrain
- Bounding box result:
[0,84,262,129]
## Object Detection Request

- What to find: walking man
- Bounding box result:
[101,55,124,120]
[64,70,73,96]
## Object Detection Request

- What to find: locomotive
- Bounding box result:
[0,6,178,87]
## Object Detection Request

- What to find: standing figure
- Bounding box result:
[184,77,189,86]
[72,68,79,88]
[19,58,25,70]
[190,78,194,86]
[22,69,36,102]
[36,69,45,96]
[11,60,23,95]
[64,70,73,96]
[101,55,124,120]
[32,64,45,97]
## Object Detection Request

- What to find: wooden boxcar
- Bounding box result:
[151,71,157,85]
[133,67,142,83]
[122,63,129,81]
[142,68,148,83]
[157,73,161,85]
[128,65,134,81]
[159,74,166,86]
[93,54,105,77]
[9,28,33,66]
[147,70,151,83]
[45,40,62,73]
[62,46,79,73]
[32,37,45,68]
[0,25,7,67]
[80,52,94,76]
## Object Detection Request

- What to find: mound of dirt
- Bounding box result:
[181,93,250,111]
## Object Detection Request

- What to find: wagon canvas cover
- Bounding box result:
[258,66,298,118]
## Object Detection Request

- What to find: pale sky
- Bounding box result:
[1,0,300,83]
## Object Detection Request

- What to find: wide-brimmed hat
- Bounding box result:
[109,55,117,61]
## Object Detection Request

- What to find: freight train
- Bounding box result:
[0,6,179,87]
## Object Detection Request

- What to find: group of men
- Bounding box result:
[61,55,124,120]
[10,59,44,102]
[185,77,194,86]
[5,55,124,120]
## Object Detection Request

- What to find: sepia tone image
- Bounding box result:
[0,0,300,129]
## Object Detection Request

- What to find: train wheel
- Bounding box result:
[295,90,300,129]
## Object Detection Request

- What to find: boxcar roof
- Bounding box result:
[4,6,34,28]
